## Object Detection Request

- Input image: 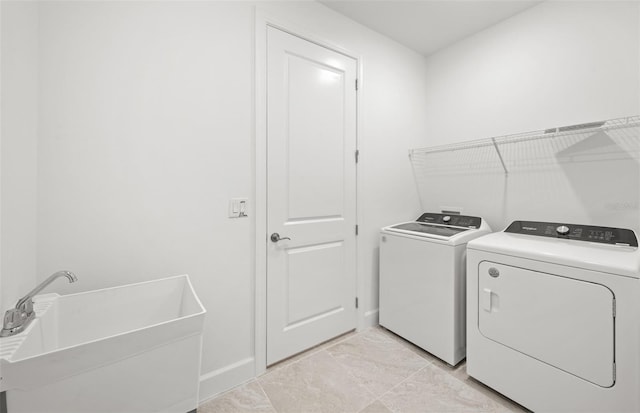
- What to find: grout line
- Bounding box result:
[199,377,256,405]
[375,362,432,404]
[376,397,395,413]
[419,360,530,412]
[328,327,435,413]
[260,328,372,412]
[438,366,529,413]
[264,329,360,375]
[255,378,279,413]
[324,342,380,404]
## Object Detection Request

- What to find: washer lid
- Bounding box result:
[388,222,470,238]
[468,230,640,278]
[382,213,491,245]
[382,216,492,245]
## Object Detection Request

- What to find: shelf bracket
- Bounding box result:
[491,137,509,176]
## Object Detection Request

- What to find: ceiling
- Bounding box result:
[319,0,542,57]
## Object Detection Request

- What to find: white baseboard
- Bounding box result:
[363,308,379,329]
[198,357,255,404]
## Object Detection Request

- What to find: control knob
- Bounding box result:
[442,215,451,223]
[556,225,570,236]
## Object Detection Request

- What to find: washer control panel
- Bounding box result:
[416,213,482,229]
[505,220,638,247]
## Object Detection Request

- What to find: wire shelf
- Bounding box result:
[410,115,640,176]
[409,115,639,231]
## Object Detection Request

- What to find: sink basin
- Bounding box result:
[0,274,206,413]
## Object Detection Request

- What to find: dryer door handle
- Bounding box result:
[482,288,493,312]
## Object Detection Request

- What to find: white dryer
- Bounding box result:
[379,212,491,365]
[467,220,640,412]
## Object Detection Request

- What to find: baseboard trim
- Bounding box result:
[198,357,255,404]
[363,309,379,329]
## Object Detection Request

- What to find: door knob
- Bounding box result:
[270,233,291,242]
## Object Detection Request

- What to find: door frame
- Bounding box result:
[254,9,364,375]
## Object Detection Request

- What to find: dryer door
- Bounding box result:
[478,261,615,387]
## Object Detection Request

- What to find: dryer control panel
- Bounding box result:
[417,213,482,229]
[505,220,638,247]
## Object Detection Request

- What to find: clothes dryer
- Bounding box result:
[379,212,491,365]
[467,220,640,412]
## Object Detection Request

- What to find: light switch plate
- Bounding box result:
[229,198,248,218]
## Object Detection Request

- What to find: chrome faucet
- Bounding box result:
[0,270,77,337]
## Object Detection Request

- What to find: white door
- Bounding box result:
[478,261,615,387]
[266,27,358,365]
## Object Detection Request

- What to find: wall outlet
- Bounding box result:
[229,198,248,218]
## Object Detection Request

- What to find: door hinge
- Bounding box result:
[355,79,359,91]
[355,225,359,235]
[355,297,359,309]
[613,298,616,317]
[355,149,360,163]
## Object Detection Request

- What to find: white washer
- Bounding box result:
[467,220,640,412]
[379,212,492,365]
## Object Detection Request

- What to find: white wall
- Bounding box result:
[34,0,429,400]
[419,0,640,232]
[0,1,39,314]
[37,3,256,399]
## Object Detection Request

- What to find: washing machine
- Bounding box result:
[379,212,492,365]
[467,220,640,412]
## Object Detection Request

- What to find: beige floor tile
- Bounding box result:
[198,380,275,413]
[380,364,514,413]
[258,350,376,413]
[376,326,441,364]
[326,328,429,395]
[359,400,393,413]
[202,327,530,413]
[430,358,468,381]
[429,362,530,413]
[267,329,358,373]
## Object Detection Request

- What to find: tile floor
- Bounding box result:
[198,326,528,413]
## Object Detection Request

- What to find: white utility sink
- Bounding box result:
[0,274,206,413]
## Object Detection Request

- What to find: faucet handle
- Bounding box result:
[0,308,34,337]
[3,309,19,329]
[15,296,34,317]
